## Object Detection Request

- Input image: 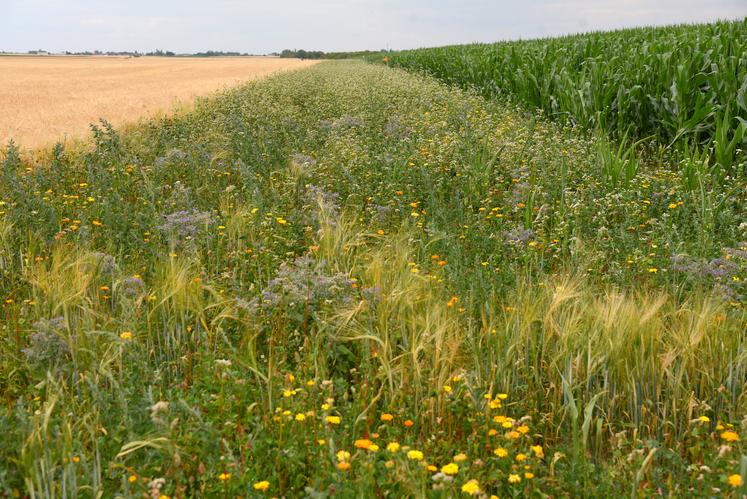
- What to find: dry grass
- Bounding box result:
[0,55,319,150]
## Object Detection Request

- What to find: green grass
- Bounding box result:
[0,60,745,497]
[379,19,747,176]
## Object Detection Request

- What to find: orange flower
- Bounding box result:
[354,439,373,450]
[404,419,414,427]
[380,413,394,422]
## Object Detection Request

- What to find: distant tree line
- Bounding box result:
[23,49,255,57]
[278,49,390,60]
[3,48,390,59]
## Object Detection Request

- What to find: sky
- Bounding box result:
[1,0,745,54]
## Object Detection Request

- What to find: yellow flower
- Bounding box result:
[218,472,231,481]
[517,425,530,434]
[501,421,513,429]
[282,389,296,397]
[407,450,424,461]
[427,464,437,472]
[321,403,330,411]
[494,447,508,458]
[337,462,351,471]
[488,429,498,436]
[306,379,315,387]
[380,413,394,422]
[325,415,341,425]
[497,393,508,400]
[531,445,544,458]
[516,453,527,462]
[453,453,467,462]
[317,439,326,446]
[648,268,658,273]
[253,480,270,491]
[294,413,306,422]
[506,431,520,440]
[721,430,740,442]
[728,474,743,488]
[128,474,137,483]
[336,450,351,462]
[441,463,459,475]
[443,385,453,393]
[461,479,480,495]
[508,474,521,484]
[387,442,401,452]
[369,444,379,452]
[525,472,535,479]
[119,331,133,341]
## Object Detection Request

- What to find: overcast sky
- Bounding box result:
[1,0,745,54]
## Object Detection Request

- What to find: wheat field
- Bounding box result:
[0,55,319,149]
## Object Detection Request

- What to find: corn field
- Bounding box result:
[381,19,747,173]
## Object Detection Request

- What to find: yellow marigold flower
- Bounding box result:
[508,474,521,484]
[444,385,453,393]
[119,331,133,341]
[253,480,270,491]
[294,413,306,422]
[722,430,740,442]
[441,463,459,475]
[515,453,527,462]
[407,450,424,461]
[387,442,401,452]
[698,416,710,423]
[325,415,341,425]
[306,379,315,387]
[501,421,513,429]
[354,439,373,450]
[427,464,437,472]
[282,389,296,397]
[488,429,498,436]
[337,462,351,471]
[494,447,508,457]
[668,203,678,209]
[380,413,394,422]
[517,425,530,434]
[336,450,351,462]
[369,444,379,452]
[728,474,743,488]
[128,474,137,483]
[453,453,467,462]
[493,415,507,424]
[489,399,502,409]
[506,431,520,440]
[531,445,544,458]
[497,393,508,400]
[218,472,231,481]
[447,296,459,307]
[461,479,480,495]
[321,403,330,411]
[525,472,535,479]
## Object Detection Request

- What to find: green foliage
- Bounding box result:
[0,61,745,497]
